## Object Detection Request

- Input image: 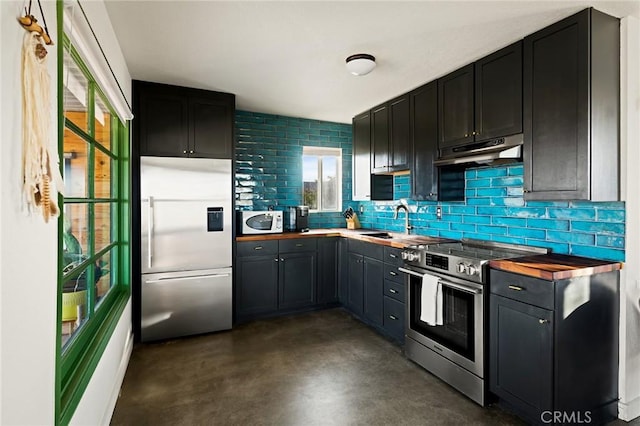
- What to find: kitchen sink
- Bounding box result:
[362,232,395,239]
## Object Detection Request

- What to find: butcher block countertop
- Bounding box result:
[236,229,449,249]
[489,253,623,281]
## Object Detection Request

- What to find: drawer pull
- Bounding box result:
[389,289,398,294]
[389,271,398,276]
[388,315,398,321]
[539,319,549,324]
[389,254,397,258]
[254,246,263,250]
[274,258,279,262]
[296,243,303,247]
[508,285,524,291]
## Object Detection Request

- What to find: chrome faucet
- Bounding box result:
[394,203,412,234]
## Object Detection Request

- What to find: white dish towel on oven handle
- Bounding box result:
[420,273,443,326]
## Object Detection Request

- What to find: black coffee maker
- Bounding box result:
[288,206,309,232]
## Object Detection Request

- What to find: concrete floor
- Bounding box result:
[111,308,526,425]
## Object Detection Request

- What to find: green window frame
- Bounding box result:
[56,18,131,425]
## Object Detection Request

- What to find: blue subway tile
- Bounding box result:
[477,206,508,216]
[548,208,595,220]
[465,189,477,198]
[526,201,570,208]
[596,235,625,248]
[546,231,595,245]
[425,221,451,230]
[477,225,507,235]
[492,217,527,227]
[467,178,492,188]
[507,187,524,197]
[476,188,508,197]
[596,209,625,223]
[463,215,492,224]
[508,164,524,176]
[476,167,508,178]
[467,197,492,206]
[491,197,525,207]
[451,223,477,232]
[450,206,476,215]
[569,201,625,209]
[507,228,547,240]
[526,219,570,230]
[462,232,492,241]
[570,245,625,262]
[465,169,477,179]
[525,240,570,255]
[492,235,527,245]
[506,207,547,218]
[571,221,625,235]
[491,176,524,187]
[439,230,464,239]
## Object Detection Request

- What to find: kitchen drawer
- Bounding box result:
[348,239,383,260]
[383,296,405,339]
[279,238,317,253]
[384,279,405,303]
[384,246,403,266]
[384,263,404,284]
[237,240,279,257]
[490,269,554,310]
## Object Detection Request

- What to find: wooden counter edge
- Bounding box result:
[236,230,412,249]
[489,259,623,281]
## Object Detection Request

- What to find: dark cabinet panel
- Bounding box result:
[317,238,338,304]
[389,94,411,171]
[490,294,553,420]
[347,253,364,316]
[279,252,316,310]
[383,296,405,341]
[475,41,523,141]
[338,238,349,304]
[138,90,189,157]
[352,111,371,201]
[410,81,438,201]
[523,9,619,201]
[371,104,389,173]
[189,96,233,158]
[363,257,384,326]
[236,256,279,316]
[438,64,475,149]
[134,80,234,159]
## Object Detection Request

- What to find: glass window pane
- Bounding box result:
[63,128,89,198]
[96,248,115,306]
[61,271,89,350]
[321,156,338,210]
[94,149,112,199]
[94,203,113,254]
[63,49,89,133]
[63,204,89,266]
[303,155,318,210]
[94,95,111,150]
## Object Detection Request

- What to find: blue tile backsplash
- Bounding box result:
[235,111,625,262]
[235,110,355,228]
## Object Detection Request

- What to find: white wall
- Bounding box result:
[1,1,59,424]
[619,15,640,422]
[0,0,132,424]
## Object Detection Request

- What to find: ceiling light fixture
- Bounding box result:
[346,53,376,76]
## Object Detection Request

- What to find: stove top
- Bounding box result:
[402,239,548,283]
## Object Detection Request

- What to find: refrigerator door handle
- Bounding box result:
[147,196,154,269]
[145,273,231,284]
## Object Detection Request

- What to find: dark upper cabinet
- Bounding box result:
[352,111,371,201]
[371,103,389,173]
[475,41,523,141]
[410,81,439,201]
[438,64,475,149]
[438,42,523,153]
[134,80,235,159]
[523,8,619,201]
[371,94,411,174]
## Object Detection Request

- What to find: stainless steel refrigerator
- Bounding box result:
[140,156,232,342]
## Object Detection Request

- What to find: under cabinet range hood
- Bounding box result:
[434,134,523,167]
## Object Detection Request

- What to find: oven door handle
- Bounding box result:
[398,267,481,295]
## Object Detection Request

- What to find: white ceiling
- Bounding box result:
[104,1,639,124]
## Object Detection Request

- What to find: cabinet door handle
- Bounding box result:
[254,246,263,250]
[388,315,398,321]
[508,285,524,291]
[280,258,284,262]
[295,243,303,247]
[464,133,469,138]
[389,271,397,276]
[539,319,549,324]
[274,258,279,262]
[183,150,187,154]
[389,288,398,294]
[189,150,194,154]
[472,131,477,135]
[523,189,530,193]
[389,254,397,259]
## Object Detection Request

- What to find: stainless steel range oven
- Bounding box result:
[400,239,547,406]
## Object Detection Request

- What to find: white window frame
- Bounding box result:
[302,146,342,213]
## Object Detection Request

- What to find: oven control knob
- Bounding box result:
[408,252,420,262]
[466,265,477,276]
[457,263,466,273]
[401,251,409,260]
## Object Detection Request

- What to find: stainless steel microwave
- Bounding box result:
[237,211,283,234]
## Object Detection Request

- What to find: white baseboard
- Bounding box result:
[100,329,134,426]
[619,395,640,422]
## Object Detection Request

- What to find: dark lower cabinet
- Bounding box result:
[278,252,316,310]
[489,268,620,424]
[347,253,365,316]
[317,238,339,304]
[236,255,279,317]
[363,258,384,326]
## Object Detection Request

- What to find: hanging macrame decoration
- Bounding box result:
[19,1,63,223]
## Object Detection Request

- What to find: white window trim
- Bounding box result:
[302,146,342,213]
